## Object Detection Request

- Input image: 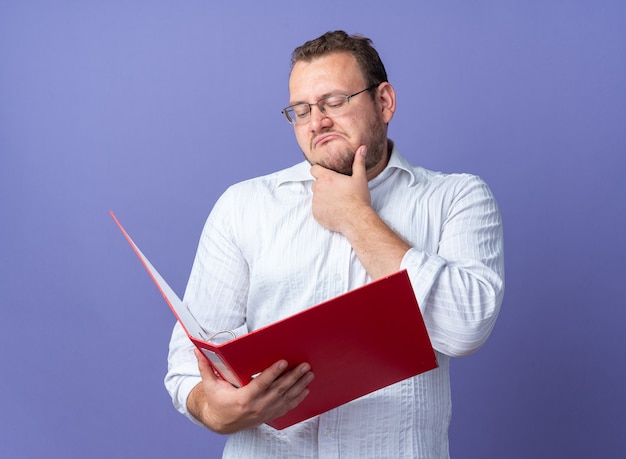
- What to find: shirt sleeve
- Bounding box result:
[164,187,250,422]
[400,174,505,357]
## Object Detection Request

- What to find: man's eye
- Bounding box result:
[294,106,309,117]
[325,98,345,109]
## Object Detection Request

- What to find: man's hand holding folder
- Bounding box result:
[188,351,314,434]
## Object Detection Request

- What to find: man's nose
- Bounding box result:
[309,104,331,130]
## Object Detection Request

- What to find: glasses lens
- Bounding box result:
[321,95,348,112]
[291,104,311,124]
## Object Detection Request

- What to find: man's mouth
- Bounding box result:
[313,133,342,148]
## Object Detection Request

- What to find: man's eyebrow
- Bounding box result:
[287,100,308,107]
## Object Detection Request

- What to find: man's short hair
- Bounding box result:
[290,30,389,88]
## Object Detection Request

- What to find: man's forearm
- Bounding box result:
[342,206,410,280]
[187,383,214,430]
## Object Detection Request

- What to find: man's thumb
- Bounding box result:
[353,145,367,177]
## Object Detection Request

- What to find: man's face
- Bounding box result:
[288,52,394,178]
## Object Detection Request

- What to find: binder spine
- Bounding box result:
[197,346,244,388]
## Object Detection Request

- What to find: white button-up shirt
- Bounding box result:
[165,144,505,458]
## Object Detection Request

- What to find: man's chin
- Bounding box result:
[331,165,354,176]
[303,146,355,175]
[319,155,354,176]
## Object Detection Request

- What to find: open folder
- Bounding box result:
[111,211,438,430]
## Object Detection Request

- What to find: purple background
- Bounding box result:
[1,1,624,458]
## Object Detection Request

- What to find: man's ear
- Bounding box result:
[377,82,396,124]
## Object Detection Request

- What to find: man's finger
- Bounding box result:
[352,145,368,178]
[195,348,220,383]
[248,360,289,391]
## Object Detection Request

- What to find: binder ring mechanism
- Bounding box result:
[185,303,237,344]
[205,329,237,343]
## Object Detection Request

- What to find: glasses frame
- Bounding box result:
[281,83,380,125]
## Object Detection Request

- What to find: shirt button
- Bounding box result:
[333,273,342,282]
[325,429,332,436]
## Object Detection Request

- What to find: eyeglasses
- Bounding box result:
[281,84,379,125]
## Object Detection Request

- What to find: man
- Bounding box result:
[165,30,504,458]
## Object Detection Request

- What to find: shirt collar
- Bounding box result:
[276,140,417,187]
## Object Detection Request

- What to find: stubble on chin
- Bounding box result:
[304,119,388,176]
[305,147,355,176]
[305,142,386,177]
[324,149,356,176]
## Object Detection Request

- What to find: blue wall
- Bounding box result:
[1,1,624,457]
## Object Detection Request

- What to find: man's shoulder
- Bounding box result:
[388,145,483,189]
[405,162,483,190]
[235,161,308,186]
[219,161,310,201]
[419,167,481,183]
